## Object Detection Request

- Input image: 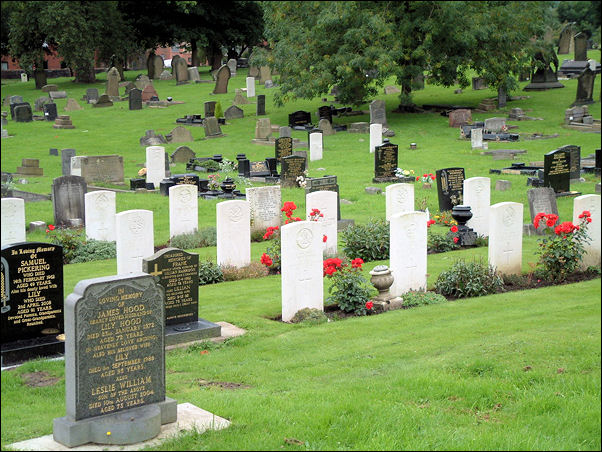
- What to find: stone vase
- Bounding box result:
[369,265,394,302]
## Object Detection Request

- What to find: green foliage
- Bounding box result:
[341,219,389,262]
[170,227,217,249]
[402,291,447,308]
[47,227,115,264]
[199,159,220,171]
[290,308,328,325]
[427,230,460,253]
[556,1,601,39]
[221,262,268,282]
[214,101,223,119]
[435,259,504,298]
[69,239,116,264]
[535,214,592,283]
[324,258,375,315]
[198,260,224,286]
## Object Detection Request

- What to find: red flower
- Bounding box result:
[427,219,436,228]
[281,202,297,215]
[292,217,302,222]
[453,237,459,244]
[587,217,592,223]
[48,224,55,231]
[323,266,337,276]
[546,214,558,228]
[554,221,577,235]
[323,235,327,243]
[260,253,273,266]
[365,301,374,310]
[351,258,364,269]
[450,225,458,233]
[578,210,591,219]
[263,226,279,240]
[416,176,420,181]
[200,350,209,355]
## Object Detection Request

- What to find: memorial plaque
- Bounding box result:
[43,103,58,121]
[373,141,399,182]
[250,161,271,177]
[305,175,341,220]
[247,186,282,235]
[1,243,64,365]
[544,148,570,193]
[53,272,178,448]
[143,248,199,325]
[288,110,312,129]
[281,155,306,188]
[436,167,465,211]
[555,145,581,181]
[275,137,293,161]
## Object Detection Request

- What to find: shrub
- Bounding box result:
[46,226,85,264]
[435,258,504,298]
[402,291,447,308]
[533,211,592,283]
[290,308,328,324]
[198,260,224,285]
[70,239,116,263]
[427,230,459,253]
[170,227,217,249]
[221,262,269,281]
[199,159,220,171]
[341,219,389,262]
[324,257,376,315]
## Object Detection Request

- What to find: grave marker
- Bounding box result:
[275,136,293,161]
[573,194,601,269]
[85,190,116,241]
[281,155,306,188]
[306,190,338,254]
[488,202,523,275]
[146,146,166,189]
[373,141,399,182]
[169,184,198,238]
[309,131,323,161]
[52,175,87,227]
[385,183,414,221]
[115,210,154,274]
[543,148,570,193]
[129,88,142,110]
[370,99,387,126]
[246,76,255,98]
[247,186,282,235]
[61,148,76,176]
[216,200,251,268]
[463,177,490,237]
[436,167,465,211]
[1,198,26,246]
[213,65,231,94]
[370,123,382,153]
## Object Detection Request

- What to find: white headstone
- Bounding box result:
[572,194,601,269]
[115,209,154,275]
[169,184,199,238]
[385,183,414,222]
[1,198,26,246]
[471,128,483,149]
[227,59,237,76]
[84,190,116,241]
[246,77,255,98]
[309,132,323,161]
[389,211,428,297]
[306,190,338,255]
[70,156,84,177]
[488,202,523,275]
[216,200,251,268]
[145,146,166,189]
[20,73,28,82]
[463,177,490,237]
[246,186,282,235]
[281,220,323,322]
[369,123,383,153]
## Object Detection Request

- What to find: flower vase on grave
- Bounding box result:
[220,177,236,193]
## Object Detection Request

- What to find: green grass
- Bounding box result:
[1,59,600,450]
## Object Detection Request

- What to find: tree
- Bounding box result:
[556,1,601,39]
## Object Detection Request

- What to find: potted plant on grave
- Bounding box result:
[417,172,435,189]
[395,167,415,183]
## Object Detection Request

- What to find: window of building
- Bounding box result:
[1,62,8,71]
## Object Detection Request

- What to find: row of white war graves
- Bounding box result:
[1,182,600,448]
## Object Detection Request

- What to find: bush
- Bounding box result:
[402,291,447,308]
[221,262,269,281]
[170,227,217,249]
[198,260,224,285]
[427,231,459,253]
[341,219,389,262]
[290,308,328,324]
[198,159,220,171]
[324,257,375,315]
[435,259,504,298]
[70,239,116,263]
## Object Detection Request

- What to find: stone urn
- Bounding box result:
[451,205,473,227]
[369,265,394,302]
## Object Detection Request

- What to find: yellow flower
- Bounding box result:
[138,168,147,177]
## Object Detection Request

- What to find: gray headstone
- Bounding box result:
[527,187,558,234]
[264,80,274,89]
[64,98,83,111]
[52,175,87,227]
[370,100,387,126]
[174,57,189,84]
[61,148,76,176]
[53,272,177,447]
[167,126,193,143]
[573,68,595,106]
[212,65,231,94]
[106,67,120,97]
[34,96,53,112]
[348,122,370,133]
[227,58,237,76]
[224,105,244,120]
[318,118,335,136]
[41,85,58,93]
[129,88,143,110]
[14,104,33,122]
[93,94,113,108]
[233,89,249,105]
[85,88,99,104]
[204,101,217,118]
[203,116,223,137]
[50,148,59,156]
[574,32,587,61]
[76,155,124,184]
[171,146,196,163]
[187,66,200,82]
[9,95,24,104]
[49,91,68,99]
[159,70,173,80]
[279,126,292,138]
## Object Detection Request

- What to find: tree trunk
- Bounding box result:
[34,68,47,89]
[74,63,96,83]
[206,42,223,70]
[191,41,201,67]
[497,85,507,108]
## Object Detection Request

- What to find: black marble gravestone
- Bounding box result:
[288,110,313,130]
[129,88,142,110]
[544,148,571,193]
[275,137,293,162]
[281,155,306,188]
[436,167,465,211]
[305,175,341,220]
[373,140,399,182]
[43,102,58,121]
[1,242,64,366]
[256,94,266,116]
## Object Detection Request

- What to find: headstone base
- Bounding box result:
[1,336,65,367]
[372,176,399,183]
[554,190,582,198]
[165,320,221,347]
[53,398,177,447]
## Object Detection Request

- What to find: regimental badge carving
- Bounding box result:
[296,227,313,249]
[129,214,145,235]
[228,205,243,222]
[503,206,515,228]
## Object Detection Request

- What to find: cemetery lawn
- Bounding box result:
[1,54,600,450]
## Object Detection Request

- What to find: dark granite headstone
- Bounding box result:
[256,94,266,116]
[544,148,570,193]
[10,101,27,120]
[130,178,146,190]
[50,148,59,156]
[14,104,33,122]
[143,248,220,345]
[238,159,250,178]
[53,273,177,447]
[305,175,341,220]
[574,32,587,61]
[129,88,142,110]
[436,167,465,211]
[204,101,217,118]
[52,175,87,227]
[85,88,99,104]
[527,187,559,234]
[265,157,278,176]
[555,145,581,181]
[275,137,293,161]
[523,51,565,90]
[281,155,306,188]
[318,105,333,123]
[61,148,76,176]
[159,173,200,196]
[1,242,64,366]
[43,102,58,121]
[250,161,271,177]
[373,141,399,182]
[288,110,312,129]
[596,148,601,170]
